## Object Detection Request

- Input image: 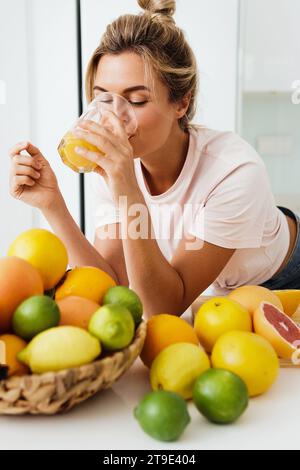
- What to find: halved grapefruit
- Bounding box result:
[253,301,300,359]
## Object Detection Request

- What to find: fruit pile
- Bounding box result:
[134,285,300,442]
[0,229,143,378]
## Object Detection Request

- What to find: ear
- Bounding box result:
[174,92,192,119]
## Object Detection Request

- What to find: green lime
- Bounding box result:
[103,286,143,326]
[12,295,60,340]
[88,304,135,351]
[134,390,191,442]
[193,368,248,424]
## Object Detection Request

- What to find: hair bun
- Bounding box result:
[138,0,176,23]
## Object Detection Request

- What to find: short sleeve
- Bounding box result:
[90,173,120,229]
[189,162,269,249]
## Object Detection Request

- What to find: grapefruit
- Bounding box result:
[253,301,300,359]
[212,331,279,397]
[194,297,252,352]
[140,314,199,368]
[273,290,300,318]
[0,257,44,332]
[227,285,283,316]
[57,296,99,329]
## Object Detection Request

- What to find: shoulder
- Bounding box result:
[190,125,264,170]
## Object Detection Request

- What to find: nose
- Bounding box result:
[113,96,130,124]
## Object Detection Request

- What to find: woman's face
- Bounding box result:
[93,51,187,158]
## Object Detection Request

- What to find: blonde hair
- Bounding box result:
[85,0,198,132]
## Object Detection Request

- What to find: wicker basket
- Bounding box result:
[0,321,147,416]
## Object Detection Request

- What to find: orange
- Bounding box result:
[57,296,100,329]
[0,257,44,332]
[194,297,252,352]
[140,314,199,368]
[0,334,29,377]
[273,290,300,318]
[227,285,283,317]
[253,301,300,359]
[212,331,279,397]
[55,266,116,304]
[8,229,68,290]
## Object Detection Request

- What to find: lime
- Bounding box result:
[134,390,191,442]
[193,368,249,424]
[103,286,143,326]
[12,295,60,340]
[88,304,135,350]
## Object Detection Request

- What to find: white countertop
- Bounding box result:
[0,357,299,451]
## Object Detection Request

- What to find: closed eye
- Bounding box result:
[96,99,148,107]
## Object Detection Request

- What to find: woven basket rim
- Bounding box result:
[1,320,147,386]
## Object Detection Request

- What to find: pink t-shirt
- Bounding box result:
[92,125,290,295]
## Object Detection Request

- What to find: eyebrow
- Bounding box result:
[93,85,150,93]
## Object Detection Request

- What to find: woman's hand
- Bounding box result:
[73,111,139,203]
[9,141,61,210]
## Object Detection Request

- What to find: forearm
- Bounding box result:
[120,190,185,318]
[42,194,119,283]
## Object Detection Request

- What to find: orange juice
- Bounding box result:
[58,131,105,173]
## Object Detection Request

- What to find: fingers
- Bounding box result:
[12,175,36,187]
[74,147,113,174]
[11,154,42,171]
[9,141,41,158]
[14,164,41,180]
[73,128,117,157]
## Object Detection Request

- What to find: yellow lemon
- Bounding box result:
[194,297,252,353]
[150,342,210,400]
[18,326,101,374]
[211,331,279,397]
[8,229,68,290]
[55,266,116,304]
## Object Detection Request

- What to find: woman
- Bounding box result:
[8,0,299,318]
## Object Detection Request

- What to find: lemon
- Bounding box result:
[194,297,252,353]
[88,304,135,351]
[8,229,68,290]
[55,266,116,304]
[18,326,101,374]
[150,342,210,400]
[211,331,279,397]
[13,295,60,340]
[103,286,143,326]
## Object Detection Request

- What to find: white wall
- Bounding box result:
[80,0,239,242]
[0,0,80,253]
[0,0,33,253]
[241,0,300,92]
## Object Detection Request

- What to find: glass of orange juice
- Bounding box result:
[58,92,138,173]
